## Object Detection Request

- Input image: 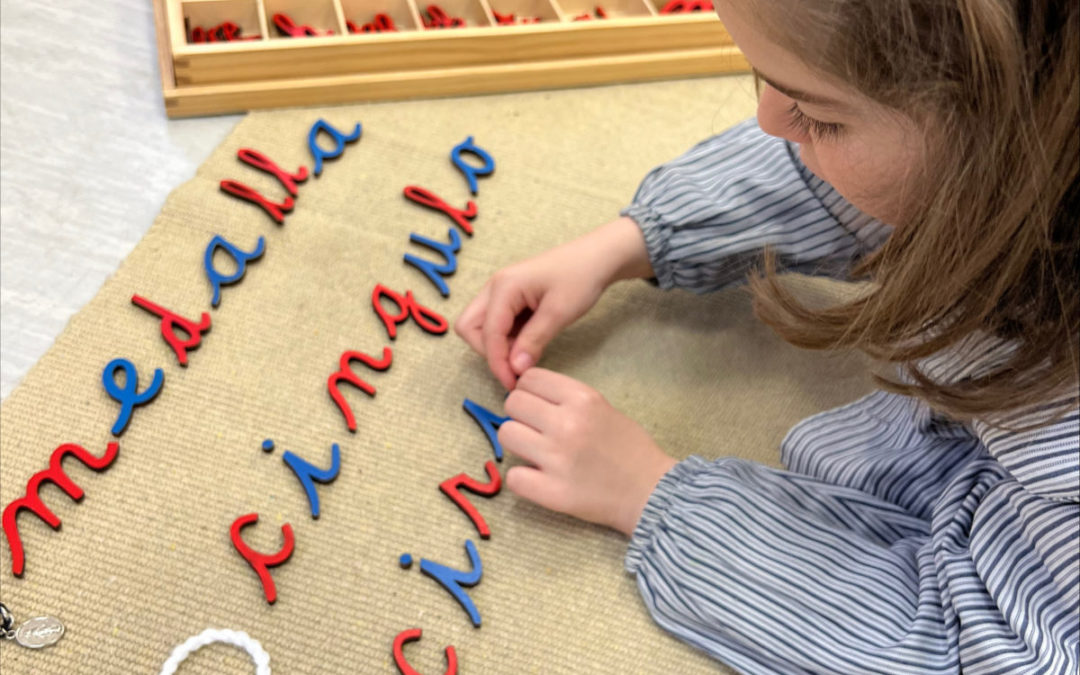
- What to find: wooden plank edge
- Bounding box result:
[152,0,177,97]
[171,13,724,58]
[163,45,750,117]
[173,18,734,86]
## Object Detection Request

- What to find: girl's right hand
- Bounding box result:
[454,216,654,389]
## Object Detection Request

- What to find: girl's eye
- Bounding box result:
[787,103,843,141]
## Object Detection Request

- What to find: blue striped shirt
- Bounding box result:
[620,119,1079,674]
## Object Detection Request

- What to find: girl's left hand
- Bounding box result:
[499,368,677,537]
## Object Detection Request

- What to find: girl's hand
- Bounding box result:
[455,217,653,390]
[499,368,677,537]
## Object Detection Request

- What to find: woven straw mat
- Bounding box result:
[0,76,872,674]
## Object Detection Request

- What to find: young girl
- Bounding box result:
[456,1,1077,673]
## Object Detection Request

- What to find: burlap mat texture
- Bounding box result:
[0,77,872,674]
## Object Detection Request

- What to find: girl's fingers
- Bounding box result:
[515,367,587,404]
[482,285,529,390]
[453,282,491,356]
[507,298,567,375]
[504,389,560,434]
[504,465,564,513]
[496,420,549,467]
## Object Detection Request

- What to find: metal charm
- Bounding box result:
[13,616,65,648]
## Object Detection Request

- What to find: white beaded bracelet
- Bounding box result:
[159,628,271,675]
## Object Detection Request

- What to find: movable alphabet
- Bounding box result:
[308,119,362,177]
[327,347,394,432]
[282,443,342,519]
[403,186,477,236]
[229,513,295,604]
[2,442,120,577]
[450,137,494,196]
[392,628,458,675]
[439,460,502,539]
[372,285,448,340]
[406,540,484,627]
[102,358,164,435]
[659,0,712,11]
[403,229,461,297]
[131,295,211,367]
[348,14,397,32]
[204,235,266,308]
[422,5,465,28]
[463,399,510,461]
[272,12,331,37]
[220,180,295,224]
[237,149,309,196]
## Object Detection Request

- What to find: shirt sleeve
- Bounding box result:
[624,391,1080,675]
[621,118,891,293]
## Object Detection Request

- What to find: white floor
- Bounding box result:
[0,0,241,399]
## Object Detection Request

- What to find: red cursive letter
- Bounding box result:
[237,149,309,197]
[439,461,502,539]
[229,513,295,604]
[403,186,477,236]
[131,295,211,367]
[3,442,120,577]
[371,285,448,340]
[327,347,393,432]
[220,180,295,224]
[392,628,458,675]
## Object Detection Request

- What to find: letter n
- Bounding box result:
[327,347,393,432]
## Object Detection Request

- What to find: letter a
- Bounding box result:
[204,234,266,308]
[450,136,495,196]
[308,119,362,176]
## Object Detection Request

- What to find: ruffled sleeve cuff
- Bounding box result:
[625,455,709,574]
[621,202,675,290]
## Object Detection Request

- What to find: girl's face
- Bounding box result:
[716,1,925,226]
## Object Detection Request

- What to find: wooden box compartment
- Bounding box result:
[153,0,747,117]
[263,0,345,37]
[554,0,652,20]
[182,0,265,43]
[340,0,423,32]
[414,0,495,28]
[486,0,561,24]
[644,0,716,14]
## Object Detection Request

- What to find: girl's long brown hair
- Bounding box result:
[746,0,1079,424]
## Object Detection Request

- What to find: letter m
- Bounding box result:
[3,442,119,577]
